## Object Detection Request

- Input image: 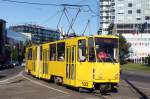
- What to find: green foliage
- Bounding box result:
[148,56,150,65]
[24,40,32,47]
[119,34,131,64]
[121,63,150,73]
[12,47,19,61]
[145,55,150,65]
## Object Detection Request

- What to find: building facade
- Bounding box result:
[123,34,150,64]
[99,0,115,34]
[99,0,150,64]
[0,19,6,62]
[115,0,150,34]
[10,24,60,44]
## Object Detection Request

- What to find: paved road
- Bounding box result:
[121,71,150,99]
[0,67,149,99]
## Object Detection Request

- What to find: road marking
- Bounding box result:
[0,71,23,84]
[21,72,69,94]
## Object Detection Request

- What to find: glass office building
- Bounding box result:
[10,24,60,44]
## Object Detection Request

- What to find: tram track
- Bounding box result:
[0,68,149,99]
[123,78,149,99]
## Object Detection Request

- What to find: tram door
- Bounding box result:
[66,46,76,86]
[43,49,48,76]
[36,46,40,77]
[32,47,36,74]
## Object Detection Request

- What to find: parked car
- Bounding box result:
[12,61,19,67]
[3,61,14,69]
[21,61,26,67]
[0,64,3,69]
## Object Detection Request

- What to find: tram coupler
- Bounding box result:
[93,83,118,93]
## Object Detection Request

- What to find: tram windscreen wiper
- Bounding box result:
[107,54,115,64]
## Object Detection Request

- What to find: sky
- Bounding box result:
[0,0,100,36]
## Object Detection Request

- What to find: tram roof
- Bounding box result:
[27,35,118,48]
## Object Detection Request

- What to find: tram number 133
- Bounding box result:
[82,82,88,86]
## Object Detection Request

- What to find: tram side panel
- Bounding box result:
[44,42,66,80]
[31,46,37,76]
[25,47,33,74]
[35,46,42,78]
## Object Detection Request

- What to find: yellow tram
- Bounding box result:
[25,35,120,92]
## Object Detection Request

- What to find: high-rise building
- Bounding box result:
[10,24,60,44]
[99,0,150,64]
[115,0,150,34]
[99,0,115,34]
[0,19,6,62]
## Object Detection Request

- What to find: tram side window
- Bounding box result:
[28,48,32,60]
[50,44,56,61]
[40,46,42,60]
[78,39,86,62]
[57,42,65,61]
[88,38,96,62]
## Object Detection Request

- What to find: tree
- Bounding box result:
[12,47,19,61]
[119,34,131,64]
[145,55,150,65]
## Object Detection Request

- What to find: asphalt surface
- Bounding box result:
[121,71,150,99]
[121,71,150,83]
[0,66,150,99]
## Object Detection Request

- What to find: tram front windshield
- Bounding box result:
[95,37,118,62]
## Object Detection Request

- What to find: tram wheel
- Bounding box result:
[27,70,30,75]
[54,76,63,85]
[111,85,118,92]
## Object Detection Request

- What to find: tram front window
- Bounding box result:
[95,38,118,62]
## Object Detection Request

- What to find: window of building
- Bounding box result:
[128,10,132,14]
[118,13,124,14]
[137,9,141,13]
[78,39,86,62]
[57,42,65,61]
[128,3,132,7]
[136,18,141,20]
[49,44,56,61]
[145,16,150,20]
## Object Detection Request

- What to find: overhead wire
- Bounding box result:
[57,8,65,30]
[1,0,99,35]
[66,8,81,34]
[63,8,76,34]
[1,0,88,7]
[42,9,63,24]
[1,0,98,16]
[82,19,90,36]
